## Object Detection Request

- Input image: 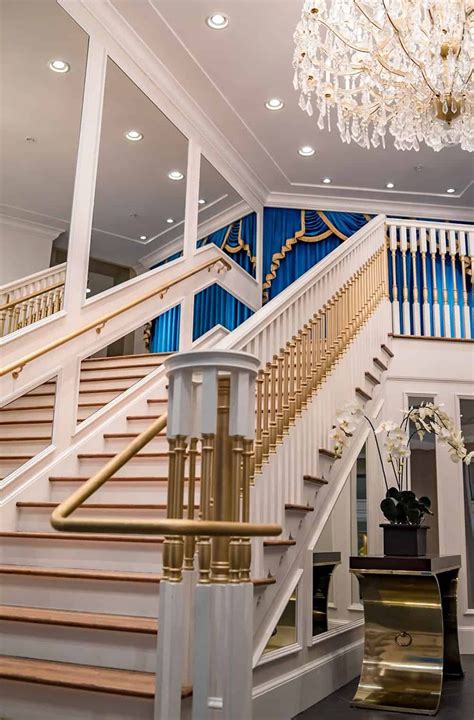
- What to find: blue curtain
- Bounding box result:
[262,208,370,301]
[387,231,473,338]
[149,304,180,352]
[193,284,253,341]
[198,212,257,277]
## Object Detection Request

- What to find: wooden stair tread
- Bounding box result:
[0,406,54,412]
[84,352,168,362]
[103,433,166,439]
[78,453,168,459]
[0,455,33,460]
[355,387,372,401]
[81,363,163,372]
[285,503,314,512]
[0,655,192,699]
[364,371,380,386]
[0,564,162,583]
[17,502,198,510]
[373,357,388,372]
[0,531,165,543]
[303,475,328,485]
[49,476,182,483]
[146,399,167,404]
[252,577,276,587]
[44,374,146,384]
[0,605,158,634]
[380,343,394,358]
[319,448,336,459]
[263,539,296,547]
[127,415,165,421]
[0,420,52,426]
[0,436,50,442]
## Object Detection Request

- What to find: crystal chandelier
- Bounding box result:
[293,1,474,151]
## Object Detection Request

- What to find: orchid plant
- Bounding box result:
[330,401,473,527]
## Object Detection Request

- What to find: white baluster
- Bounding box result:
[419,228,431,336]
[438,229,451,337]
[389,224,400,334]
[448,230,461,338]
[399,226,410,334]
[409,226,421,335]
[429,228,441,337]
[458,231,471,339]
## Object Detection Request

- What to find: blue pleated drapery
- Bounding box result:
[149,304,181,353]
[198,212,257,276]
[193,284,253,341]
[262,208,370,301]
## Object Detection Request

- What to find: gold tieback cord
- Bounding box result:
[253,244,387,473]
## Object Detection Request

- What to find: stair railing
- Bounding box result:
[386,218,474,339]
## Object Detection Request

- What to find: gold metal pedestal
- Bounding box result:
[350,555,463,715]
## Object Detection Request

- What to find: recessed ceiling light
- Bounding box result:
[206,13,229,29]
[298,145,315,157]
[198,198,206,205]
[86,288,91,294]
[322,177,331,184]
[49,59,70,73]
[446,188,455,194]
[166,218,174,224]
[140,235,147,240]
[265,98,284,111]
[386,182,395,189]
[125,130,143,142]
[168,170,184,181]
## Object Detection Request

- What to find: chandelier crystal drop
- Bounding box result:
[293,0,474,151]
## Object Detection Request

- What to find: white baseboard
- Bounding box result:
[252,638,363,720]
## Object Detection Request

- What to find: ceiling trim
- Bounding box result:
[0,214,63,239]
[265,192,474,223]
[289,179,473,200]
[60,0,268,210]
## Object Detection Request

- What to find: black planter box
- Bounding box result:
[381,523,429,556]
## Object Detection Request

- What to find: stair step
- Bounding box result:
[84,352,168,362]
[104,433,166,440]
[364,371,380,386]
[78,453,168,460]
[0,531,165,543]
[355,387,372,402]
[0,655,193,699]
[0,420,52,426]
[50,476,175,483]
[146,399,167,405]
[284,503,314,513]
[252,576,276,587]
[319,448,336,460]
[263,539,296,547]
[380,343,394,358]
[81,363,163,373]
[17,502,197,511]
[0,564,162,583]
[127,415,165,421]
[0,436,50,442]
[373,357,388,372]
[303,475,328,486]
[0,605,157,634]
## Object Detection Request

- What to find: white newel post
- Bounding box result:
[155,350,261,720]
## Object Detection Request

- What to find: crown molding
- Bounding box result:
[265,191,474,223]
[0,213,63,239]
[60,0,267,211]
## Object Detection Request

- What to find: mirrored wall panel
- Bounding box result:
[197,156,256,277]
[460,398,474,608]
[0,0,88,335]
[86,59,188,298]
[263,588,298,654]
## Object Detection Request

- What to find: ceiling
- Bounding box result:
[115,0,473,213]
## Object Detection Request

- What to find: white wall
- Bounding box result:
[384,337,474,652]
[0,215,60,285]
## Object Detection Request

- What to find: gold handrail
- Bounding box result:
[0,281,65,312]
[51,410,280,538]
[1,257,231,379]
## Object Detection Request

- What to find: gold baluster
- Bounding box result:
[261,363,271,459]
[210,378,233,583]
[269,356,278,451]
[254,371,264,475]
[276,352,284,441]
[198,434,215,584]
[183,437,198,570]
[229,435,244,583]
[282,344,290,431]
[288,339,296,424]
[301,325,308,407]
[295,334,303,415]
[240,438,253,583]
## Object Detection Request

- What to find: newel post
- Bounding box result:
[155,350,260,720]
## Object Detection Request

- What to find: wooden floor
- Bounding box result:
[295,655,474,720]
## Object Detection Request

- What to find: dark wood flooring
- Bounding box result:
[296,655,474,720]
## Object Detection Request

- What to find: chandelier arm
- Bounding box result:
[381,0,439,97]
[317,17,370,53]
[352,0,384,31]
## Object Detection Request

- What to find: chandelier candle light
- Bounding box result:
[293,0,474,151]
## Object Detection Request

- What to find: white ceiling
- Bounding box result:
[115,0,473,213]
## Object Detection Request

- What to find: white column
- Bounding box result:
[225,584,253,719]
[179,293,195,350]
[183,139,202,260]
[192,584,213,720]
[155,581,185,720]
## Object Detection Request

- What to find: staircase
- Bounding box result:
[0,215,394,718]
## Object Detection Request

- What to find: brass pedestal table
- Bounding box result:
[350,555,463,715]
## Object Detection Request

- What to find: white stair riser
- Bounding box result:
[103,436,169,453]
[17,506,192,532]
[126,418,168,431]
[3,396,56,409]
[80,365,159,378]
[0,458,32,476]
[0,425,52,439]
[78,457,171,476]
[49,482,198,504]
[0,574,160,615]
[1,621,157,672]
[0,408,54,422]
[77,378,144,392]
[1,538,163,572]
[0,440,51,456]
[84,354,166,369]
[0,680,155,720]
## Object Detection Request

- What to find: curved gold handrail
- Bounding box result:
[50,411,280,538]
[1,257,231,379]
